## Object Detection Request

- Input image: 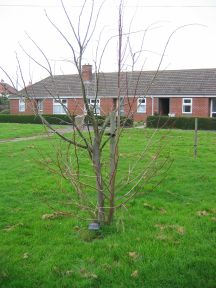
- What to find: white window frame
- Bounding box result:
[120,97,124,115]
[137,97,146,113]
[53,99,67,114]
[211,98,216,117]
[85,98,100,115]
[182,98,192,114]
[19,99,25,112]
[36,99,43,113]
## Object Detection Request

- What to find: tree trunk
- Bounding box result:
[107,111,117,224]
[92,137,105,223]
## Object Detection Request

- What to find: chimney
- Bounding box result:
[82,64,92,83]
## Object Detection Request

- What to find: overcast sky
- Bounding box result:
[0,0,216,88]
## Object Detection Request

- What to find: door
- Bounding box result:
[159,98,170,116]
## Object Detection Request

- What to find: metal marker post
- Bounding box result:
[194,118,198,158]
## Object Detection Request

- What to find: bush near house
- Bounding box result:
[0,114,133,127]
[0,114,72,125]
[147,116,216,130]
[0,114,73,125]
[84,115,133,127]
[0,109,10,114]
[0,96,9,113]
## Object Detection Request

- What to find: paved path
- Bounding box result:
[0,125,144,144]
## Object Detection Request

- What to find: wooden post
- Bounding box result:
[194,117,198,158]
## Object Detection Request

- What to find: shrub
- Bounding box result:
[147,116,216,130]
[0,114,73,125]
[0,114,134,127]
[120,116,133,127]
[0,96,9,105]
[84,115,133,127]
[84,115,105,126]
[0,109,9,114]
[0,96,9,112]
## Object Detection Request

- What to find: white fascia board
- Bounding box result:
[107,95,216,98]
[51,95,83,99]
[146,95,216,98]
[8,95,83,100]
[9,94,216,100]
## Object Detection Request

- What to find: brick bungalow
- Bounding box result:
[9,65,216,121]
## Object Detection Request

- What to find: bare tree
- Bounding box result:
[13,0,172,226]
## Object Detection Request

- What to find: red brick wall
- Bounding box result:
[192,97,210,117]
[43,99,53,114]
[68,98,84,115]
[10,99,54,115]
[10,99,19,114]
[10,99,36,114]
[124,97,155,121]
[150,97,210,118]
[170,97,182,116]
[124,97,136,118]
[10,96,211,119]
[153,98,159,115]
[39,98,85,115]
[100,98,114,115]
[25,99,36,114]
[170,97,210,117]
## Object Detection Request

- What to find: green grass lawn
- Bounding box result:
[0,125,216,287]
[0,123,61,140]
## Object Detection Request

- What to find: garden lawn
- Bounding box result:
[0,125,216,288]
[0,123,60,140]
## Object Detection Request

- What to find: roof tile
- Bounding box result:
[17,68,216,98]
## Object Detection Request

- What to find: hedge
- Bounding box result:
[0,114,133,127]
[0,114,72,125]
[147,116,216,130]
[84,115,133,127]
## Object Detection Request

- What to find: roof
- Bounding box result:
[12,68,216,99]
[0,82,17,95]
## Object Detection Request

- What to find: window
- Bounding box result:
[53,99,67,114]
[85,98,100,115]
[211,98,216,117]
[36,99,43,113]
[137,97,146,113]
[182,98,192,114]
[19,99,25,112]
[120,97,124,115]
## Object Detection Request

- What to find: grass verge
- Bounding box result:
[0,123,61,140]
[0,125,215,287]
